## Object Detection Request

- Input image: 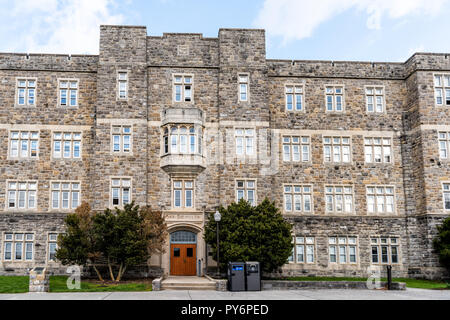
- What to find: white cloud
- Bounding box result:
[6,0,124,54]
[254,0,447,43]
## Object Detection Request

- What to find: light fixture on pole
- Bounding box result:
[214,210,221,278]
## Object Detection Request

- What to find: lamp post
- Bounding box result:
[214,210,221,278]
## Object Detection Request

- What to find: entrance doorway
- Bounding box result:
[170,231,197,276]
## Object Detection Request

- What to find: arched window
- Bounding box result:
[171,127,178,153]
[164,125,203,155]
[163,128,169,154]
[180,127,187,153]
[170,231,197,244]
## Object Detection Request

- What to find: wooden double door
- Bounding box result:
[170,244,197,276]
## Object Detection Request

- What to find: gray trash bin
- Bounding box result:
[228,262,246,292]
[245,262,261,291]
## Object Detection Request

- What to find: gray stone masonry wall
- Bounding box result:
[0,25,448,280]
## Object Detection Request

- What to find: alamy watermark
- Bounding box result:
[66,266,81,290]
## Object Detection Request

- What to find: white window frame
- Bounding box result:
[52,131,82,159]
[2,232,34,262]
[111,125,132,155]
[238,73,249,102]
[15,78,37,107]
[433,73,450,106]
[364,137,392,164]
[285,84,304,112]
[173,74,194,103]
[282,136,310,162]
[6,181,38,211]
[325,85,344,112]
[47,233,59,262]
[283,184,313,214]
[110,177,132,208]
[8,130,39,160]
[117,71,128,100]
[164,125,201,155]
[365,86,385,113]
[366,186,396,215]
[50,181,81,211]
[236,179,257,206]
[58,79,79,107]
[288,236,315,264]
[235,128,255,156]
[328,236,358,265]
[443,182,450,211]
[323,136,351,163]
[172,180,195,209]
[325,185,354,214]
[438,132,450,160]
[370,237,400,265]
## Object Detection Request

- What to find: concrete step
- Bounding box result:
[161,276,217,291]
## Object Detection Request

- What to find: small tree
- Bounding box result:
[56,202,167,282]
[93,203,168,282]
[433,216,450,273]
[55,202,104,281]
[204,198,293,274]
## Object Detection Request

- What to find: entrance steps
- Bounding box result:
[161,276,216,290]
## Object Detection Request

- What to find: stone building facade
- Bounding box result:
[0,25,448,279]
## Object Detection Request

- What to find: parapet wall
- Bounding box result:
[0,53,98,72]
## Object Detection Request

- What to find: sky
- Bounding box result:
[0,0,450,62]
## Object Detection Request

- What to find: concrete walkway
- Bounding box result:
[0,288,449,300]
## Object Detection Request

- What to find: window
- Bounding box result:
[51,182,80,210]
[288,236,315,264]
[112,126,132,154]
[323,136,351,163]
[283,136,310,162]
[284,185,312,213]
[285,85,304,111]
[9,131,39,159]
[329,236,357,264]
[52,132,81,159]
[439,132,450,159]
[118,72,128,99]
[364,137,392,163]
[164,125,201,155]
[235,129,255,156]
[174,75,193,102]
[111,178,131,207]
[325,186,353,214]
[371,237,399,264]
[365,87,384,112]
[434,74,450,106]
[173,180,194,209]
[7,181,37,210]
[48,233,58,261]
[239,74,249,102]
[59,80,78,106]
[3,233,34,261]
[443,183,450,210]
[325,86,344,112]
[367,186,395,214]
[16,79,36,106]
[236,180,256,206]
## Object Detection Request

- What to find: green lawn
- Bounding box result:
[49,276,152,292]
[0,276,152,293]
[270,276,449,290]
[0,276,29,293]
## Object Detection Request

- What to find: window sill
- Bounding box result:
[7,157,39,161]
[51,158,83,161]
[14,105,36,108]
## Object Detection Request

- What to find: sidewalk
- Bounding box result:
[0,288,449,300]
